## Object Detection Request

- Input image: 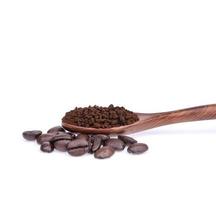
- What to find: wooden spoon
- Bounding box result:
[62,104,216,135]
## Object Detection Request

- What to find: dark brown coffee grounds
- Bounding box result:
[62,105,139,128]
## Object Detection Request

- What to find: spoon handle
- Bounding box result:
[149,104,216,127]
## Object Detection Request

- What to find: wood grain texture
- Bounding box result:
[62,104,216,135]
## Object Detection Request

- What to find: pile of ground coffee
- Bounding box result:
[23,126,148,159]
[62,105,139,128]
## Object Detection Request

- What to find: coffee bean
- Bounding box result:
[118,135,137,145]
[97,134,110,142]
[91,136,102,152]
[67,139,89,149]
[23,124,149,159]
[51,133,74,142]
[47,126,65,133]
[94,146,115,159]
[40,142,54,153]
[57,131,67,134]
[54,140,71,152]
[23,130,42,141]
[127,143,148,154]
[67,139,89,156]
[68,147,88,156]
[76,133,89,141]
[45,131,59,136]
[66,131,77,137]
[37,134,54,144]
[105,138,125,151]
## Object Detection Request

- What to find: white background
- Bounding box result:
[0,1,216,200]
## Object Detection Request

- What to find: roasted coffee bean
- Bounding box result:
[118,135,137,145]
[67,139,89,149]
[47,126,65,133]
[23,130,42,141]
[94,146,115,159]
[105,138,125,151]
[37,134,54,144]
[68,147,88,156]
[67,139,89,156]
[45,131,59,136]
[66,131,77,137]
[127,143,148,154]
[54,140,71,152]
[40,142,54,153]
[76,133,89,141]
[51,133,74,142]
[23,124,149,158]
[97,134,110,142]
[91,136,102,152]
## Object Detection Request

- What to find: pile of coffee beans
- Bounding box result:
[62,105,139,128]
[23,126,148,159]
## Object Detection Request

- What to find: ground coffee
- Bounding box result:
[62,105,139,128]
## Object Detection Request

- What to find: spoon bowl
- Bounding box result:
[62,113,150,134]
[62,104,216,135]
